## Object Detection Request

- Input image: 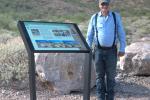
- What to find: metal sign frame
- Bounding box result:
[17,20,92,100]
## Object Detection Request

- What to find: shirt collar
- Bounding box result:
[98,11,112,17]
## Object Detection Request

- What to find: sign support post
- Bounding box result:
[28,51,36,100]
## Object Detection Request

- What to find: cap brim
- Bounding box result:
[100,1,109,3]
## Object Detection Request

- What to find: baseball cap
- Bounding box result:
[98,0,110,4]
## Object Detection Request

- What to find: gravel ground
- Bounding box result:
[0,72,150,100]
[0,87,150,100]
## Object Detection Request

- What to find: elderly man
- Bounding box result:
[86,0,126,100]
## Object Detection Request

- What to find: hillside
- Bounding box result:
[0,0,150,44]
[0,0,150,39]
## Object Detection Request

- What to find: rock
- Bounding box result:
[140,37,150,41]
[132,52,150,75]
[120,37,150,75]
[35,53,96,94]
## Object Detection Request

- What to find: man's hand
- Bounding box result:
[118,51,125,57]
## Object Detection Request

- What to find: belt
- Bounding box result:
[96,45,117,50]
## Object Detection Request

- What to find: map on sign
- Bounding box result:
[18,21,89,51]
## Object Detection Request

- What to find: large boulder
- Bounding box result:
[35,53,96,94]
[120,37,150,75]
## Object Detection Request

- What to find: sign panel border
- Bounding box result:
[18,21,90,53]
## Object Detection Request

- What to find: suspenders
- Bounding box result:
[94,12,117,49]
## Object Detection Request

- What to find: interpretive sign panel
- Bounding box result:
[18,21,90,53]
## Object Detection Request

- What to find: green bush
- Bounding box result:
[0,37,28,84]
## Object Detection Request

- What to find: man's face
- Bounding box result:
[99,2,109,13]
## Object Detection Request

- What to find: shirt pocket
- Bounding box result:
[97,23,103,29]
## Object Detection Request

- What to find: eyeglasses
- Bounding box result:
[101,2,109,6]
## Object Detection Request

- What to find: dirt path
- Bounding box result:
[0,74,150,100]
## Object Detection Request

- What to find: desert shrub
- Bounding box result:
[0,36,28,84]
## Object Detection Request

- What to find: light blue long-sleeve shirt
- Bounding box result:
[86,11,126,52]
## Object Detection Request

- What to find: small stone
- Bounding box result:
[2,90,6,94]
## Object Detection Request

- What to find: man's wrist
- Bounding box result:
[118,51,125,57]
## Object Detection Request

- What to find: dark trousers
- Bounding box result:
[94,47,117,100]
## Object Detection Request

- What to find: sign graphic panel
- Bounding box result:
[20,21,89,51]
